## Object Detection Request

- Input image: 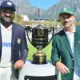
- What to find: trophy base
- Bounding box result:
[32,50,47,64]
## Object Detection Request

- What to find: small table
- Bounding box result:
[19,61,57,80]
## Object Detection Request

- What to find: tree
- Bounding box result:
[13,13,22,23]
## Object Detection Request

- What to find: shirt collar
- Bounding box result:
[64,26,76,34]
[1,23,12,30]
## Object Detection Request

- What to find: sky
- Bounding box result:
[29,0,60,10]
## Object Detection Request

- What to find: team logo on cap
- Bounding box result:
[64,8,67,11]
[7,2,12,6]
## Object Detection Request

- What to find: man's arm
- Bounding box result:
[51,36,70,74]
[51,36,60,65]
[14,27,28,69]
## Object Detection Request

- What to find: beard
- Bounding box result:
[0,16,13,27]
[63,19,75,29]
[3,17,12,23]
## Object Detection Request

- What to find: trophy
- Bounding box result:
[25,24,54,64]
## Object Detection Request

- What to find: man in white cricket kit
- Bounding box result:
[0,0,28,80]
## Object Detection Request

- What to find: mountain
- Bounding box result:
[16,4,45,19]
[0,0,45,19]
[46,0,80,21]
[0,0,30,5]
[0,0,80,20]
[13,0,80,20]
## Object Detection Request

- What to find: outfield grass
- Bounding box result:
[27,40,52,60]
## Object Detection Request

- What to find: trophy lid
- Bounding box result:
[33,24,47,29]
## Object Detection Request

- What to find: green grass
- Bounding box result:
[27,40,52,60]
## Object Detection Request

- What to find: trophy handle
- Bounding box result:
[27,31,33,45]
[25,27,34,47]
[44,27,54,48]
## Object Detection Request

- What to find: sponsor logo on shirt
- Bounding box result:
[2,42,11,47]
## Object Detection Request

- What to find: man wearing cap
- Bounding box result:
[51,8,80,80]
[0,0,28,80]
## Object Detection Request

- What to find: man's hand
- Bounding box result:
[56,61,70,74]
[14,60,24,69]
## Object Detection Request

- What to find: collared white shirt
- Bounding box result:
[0,23,12,67]
[65,27,80,77]
[65,27,75,55]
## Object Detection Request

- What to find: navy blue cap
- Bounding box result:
[1,0,16,11]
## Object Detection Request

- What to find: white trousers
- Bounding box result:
[0,67,17,80]
[73,72,80,80]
